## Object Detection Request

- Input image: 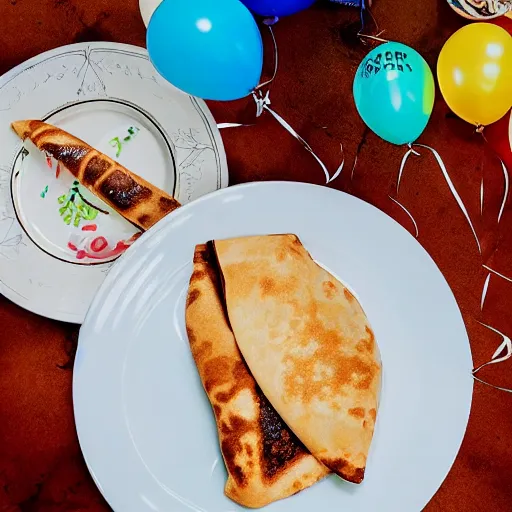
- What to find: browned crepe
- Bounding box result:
[185,244,328,509]
[11,120,180,230]
[213,234,382,484]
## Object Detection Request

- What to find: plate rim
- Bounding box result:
[74,180,473,512]
[0,40,228,323]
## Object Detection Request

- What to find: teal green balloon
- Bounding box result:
[353,42,435,145]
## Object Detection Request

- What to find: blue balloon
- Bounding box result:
[353,42,435,145]
[147,0,263,101]
[240,0,316,17]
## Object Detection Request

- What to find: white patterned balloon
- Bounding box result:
[447,0,511,20]
[139,0,164,27]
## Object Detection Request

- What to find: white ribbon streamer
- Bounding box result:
[328,144,345,183]
[473,322,512,375]
[415,144,481,254]
[396,143,480,253]
[217,123,252,129]
[498,159,509,224]
[350,154,358,181]
[389,196,419,238]
[472,375,512,393]
[483,264,512,284]
[253,90,344,184]
[396,145,420,193]
[255,25,278,91]
[480,272,491,310]
[480,177,484,217]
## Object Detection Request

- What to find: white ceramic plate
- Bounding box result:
[0,42,228,323]
[74,182,473,512]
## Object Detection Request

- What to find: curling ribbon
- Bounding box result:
[483,264,512,284]
[479,158,509,224]
[472,322,512,393]
[252,90,345,184]
[217,123,253,129]
[218,24,345,184]
[480,177,484,216]
[396,143,481,254]
[481,272,491,310]
[389,196,419,238]
[498,159,509,223]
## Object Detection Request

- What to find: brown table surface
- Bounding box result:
[1,1,512,510]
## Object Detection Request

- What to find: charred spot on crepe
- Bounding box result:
[38,142,91,176]
[323,458,365,484]
[220,414,254,487]
[186,288,201,308]
[214,360,253,404]
[83,155,111,186]
[159,196,178,212]
[194,244,225,285]
[258,390,307,480]
[323,280,338,299]
[99,169,152,210]
[185,327,196,345]
[202,355,232,394]
[191,270,207,282]
[344,288,355,302]
[348,407,366,419]
[369,408,377,422]
[191,338,213,366]
[356,326,376,353]
[137,214,152,227]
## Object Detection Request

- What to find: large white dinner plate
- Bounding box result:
[74,182,473,512]
[0,42,227,323]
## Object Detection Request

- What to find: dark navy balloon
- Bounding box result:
[240,0,316,17]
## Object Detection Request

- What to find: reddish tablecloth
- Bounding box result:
[1,1,511,510]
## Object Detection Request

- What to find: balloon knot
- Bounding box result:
[252,89,271,117]
[476,124,485,135]
[407,143,421,156]
[263,16,279,26]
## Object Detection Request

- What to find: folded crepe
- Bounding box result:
[213,234,382,484]
[11,120,180,230]
[186,244,328,509]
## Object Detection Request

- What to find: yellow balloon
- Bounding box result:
[437,23,512,127]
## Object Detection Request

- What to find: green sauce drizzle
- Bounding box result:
[109,126,140,158]
[58,181,99,227]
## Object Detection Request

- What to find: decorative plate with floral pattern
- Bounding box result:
[0,42,228,323]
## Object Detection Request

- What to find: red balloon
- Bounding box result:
[487,14,511,168]
[486,109,512,170]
